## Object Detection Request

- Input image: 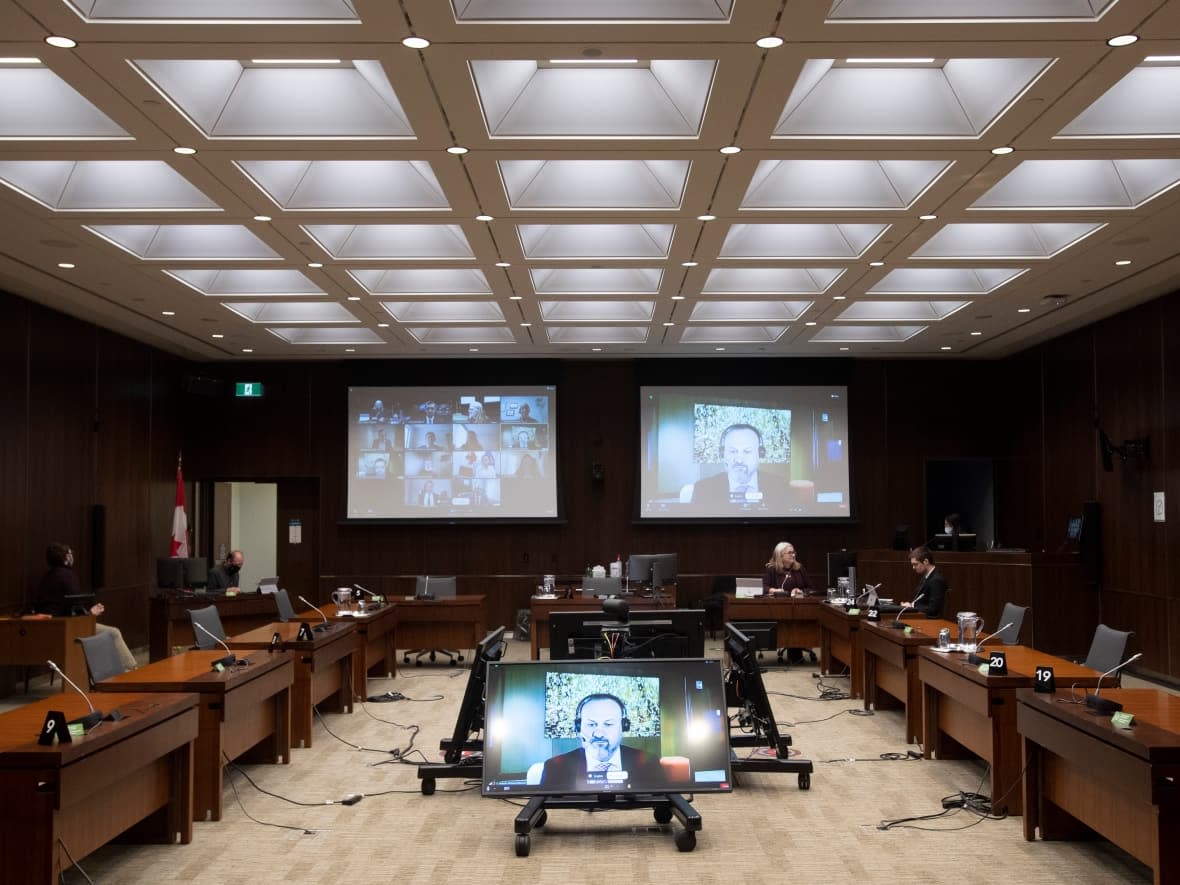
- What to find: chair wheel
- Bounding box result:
[653,806,673,824]
[515,834,530,857]
[449,658,457,666]
[420,778,436,795]
[403,654,411,664]
[457,654,465,663]
[799,772,811,790]
[675,830,696,852]
[415,659,423,667]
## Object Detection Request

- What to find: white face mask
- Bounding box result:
[944,525,952,533]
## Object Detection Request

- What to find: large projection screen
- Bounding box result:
[638,386,850,520]
[347,386,558,521]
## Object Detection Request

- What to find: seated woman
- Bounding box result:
[761,541,816,665]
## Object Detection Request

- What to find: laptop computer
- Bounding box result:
[257,576,279,594]
[735,578,763,599]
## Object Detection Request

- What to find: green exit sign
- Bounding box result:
[235,382,264,398]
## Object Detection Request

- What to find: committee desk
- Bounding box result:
[530,590,679,659]
[96,649,293,821]
[919,645,1102,816]
[1019,688,1180,884]
[861,618,957,743]
[0,692,198,885]
[394,595,486,661]
[295,601,398,697]
[724,595,823,659]
[0,615,96,693]
[226,622,355,749]
[817,602,924,699]
[150,591,283,661]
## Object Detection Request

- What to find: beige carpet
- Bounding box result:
[14,638,1153,884]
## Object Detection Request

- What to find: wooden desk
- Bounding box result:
[95,650,293,821]
[530,591,679,659]
[816,603,867,697]
[724,595,824,657]
[861,618,956,743]
[0,692,197,885]
[0,615,96,693]
[226,622,355,749]
[394,595,486,660]
[296,602,397,697]
[150,592,285,661]
[919,645,1102,816]
[1018,688,1180,884]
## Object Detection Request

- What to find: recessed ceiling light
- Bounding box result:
[211,333,224,338]
[57,262,75,269]
[805,321,817,326]
[548,58,639,65]
[839,346,850,351]
[833,295,846,300]
[446,146,469,155]
[1017,308,1031,313]
[44,36,77,49]
[715,346,726,351]
[468,347,479,352]
[682,261,699,267]
[1107,34,1139,47]
[347,296,361,301]
[253,215,272,222]
[377,323,389,328]
[402,36,431,50]
[591,347,603,352]
[755,36,784,49]
[970,331,983,337]
[172,146,197,156]
[990,146,1015,155]
[495,261,511,268]
[345,348,356,353]
[663,322,675,327]
[671,295,685,301]
[697,214,716,222]
[0,57,42,64]
[868,261,885,267]
[1114,259,1132,266]
[919,214,937,221]
[241,348,253,353]
[1145,56,1180,62]
[250,58,341,65]
[509,295,523,301]
[719,145,742,155]
[476,214,494,222]
[161,310,175,316]
[307,262,323,268]
[845,57,934,64]
[520,322,531,327]
[940,346,952,351]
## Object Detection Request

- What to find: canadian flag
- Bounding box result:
[170,461,189,558]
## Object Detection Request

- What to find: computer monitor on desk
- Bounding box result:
[628,552,678,588]
[931,533,976,552]
[734,578,763,598]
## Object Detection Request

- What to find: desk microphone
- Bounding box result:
[47,659,116,730]
[891,593,925,629]
[194,622,239,668]
[1085,652,1143,714]
[298,595,331,631]
[856,583,882,605]
[353,584,380,602]
[966,622,1014,664]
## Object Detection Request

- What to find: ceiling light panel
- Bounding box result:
[545,326,649,344]
[702,267,845,295]
[529,267,663,295]
[0,160,218,211]
[63,0,361,21]
[825,0,1116,21]
[165,268,325,296]
[810,325,926,342]
[775,58,1051,139]
[131,60,413,139]
[971,159,1180,209]
[499,160,690,209]
[235,160,448,210]
[719,224,888,259]
[268,327,384,344]
[517,224,675,259]
[406,326,516,344]
[834,300,971,321]
[688,301,813,322]
[0,68,129,139]
[679,326,787,343]
[867,267,1027,295]
[348,268,492,296]
[84,224,281,260]
[301,225,474,260]
[451,0,734,21]
[221,301,359,324]
[911,222,1105,259]
[538,300,656,322]
[380,301,506,322]
[1059,63,1180,138]
[470,60,715,138]
[740,160,952,210]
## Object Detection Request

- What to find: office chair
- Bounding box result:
[995,603,1029,645]
[696,575,735,639]
[189,605,227,649]
[1082,624,1133,680]
[77,631,129,686]
[273,588,296,622]
[405,576,463,666]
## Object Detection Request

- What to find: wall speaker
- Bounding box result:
[90,503,106,589]
[1080,500,1101,585]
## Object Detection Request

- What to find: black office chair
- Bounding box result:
[273,588,296,622]
[1083,624,1133,680]
[189,605,227,649]
[697,575,735,639]
[77,631,129,686]
[995,603,1029,645]
[405,576,463,666]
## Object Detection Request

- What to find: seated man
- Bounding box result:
[207,549,244,591]
[682,424,790,510]
[540,693,662,791]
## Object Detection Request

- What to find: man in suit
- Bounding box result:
[903,546,948,618]
[540,694,663,791]
[207,549,244,591]
[684,423,791,510]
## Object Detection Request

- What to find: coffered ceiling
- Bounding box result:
[1,0,1178,360]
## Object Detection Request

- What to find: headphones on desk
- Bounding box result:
[574,693,631,733]
[718,423,766,459]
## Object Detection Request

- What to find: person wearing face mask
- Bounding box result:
[207,549,244,592]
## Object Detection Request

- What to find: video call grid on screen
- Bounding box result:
[347,386,558,520]
[481,658,732,797]
[638,385,851,520]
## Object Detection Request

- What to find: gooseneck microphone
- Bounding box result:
[194,622,238,668]
[47,659,107,730]
[856,583,882,605]
[298,595,331,631]
[966,622,1015,664]
[891,593,925,628]
[353,584,379,601]
[1086,652,1143,714]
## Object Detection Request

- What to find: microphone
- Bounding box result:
[298,595,331,631]
[891,592,925,628]
[47,659,116,730]
[855,583,882,605]
[194,621,238,668]
[1085,652,1143,714]
[353,584,380,602]
[966,622,1015,664]
[417,576,433,600]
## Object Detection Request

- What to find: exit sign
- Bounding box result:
[235,382,264,398]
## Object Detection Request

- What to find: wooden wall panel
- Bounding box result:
[0,295,29,612]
